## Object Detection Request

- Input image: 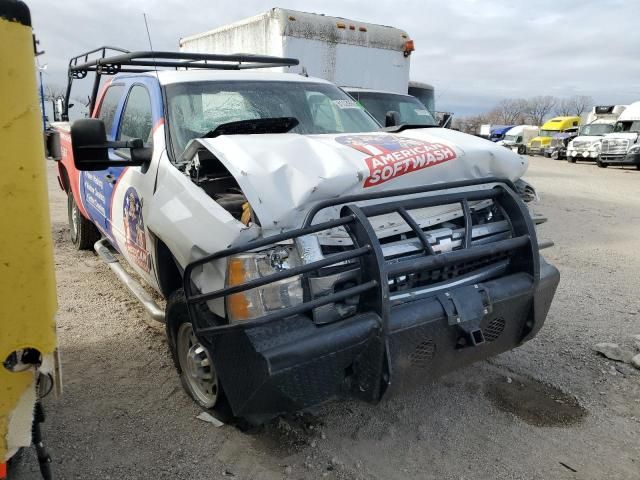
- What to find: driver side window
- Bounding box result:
[118,85,154,145]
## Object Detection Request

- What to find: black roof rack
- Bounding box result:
[63,46,300,120]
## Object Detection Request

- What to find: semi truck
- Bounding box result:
[565,105,627,164]
[598,101,640,169]
[527,116,580,156]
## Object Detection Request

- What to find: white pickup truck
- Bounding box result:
[51,47,559,424]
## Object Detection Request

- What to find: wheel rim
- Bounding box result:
[176,322,218,408]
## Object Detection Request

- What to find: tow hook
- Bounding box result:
[438,284,493,347]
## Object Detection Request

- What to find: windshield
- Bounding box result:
[538,129,558,137]
[614,120,640,133]
[346,91,437,127]
[165,81,380,158]
[504,134,521,143]
[580,124,614,136]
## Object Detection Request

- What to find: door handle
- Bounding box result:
[104,173,116,185]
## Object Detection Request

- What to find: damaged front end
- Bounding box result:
[182,177,559,422]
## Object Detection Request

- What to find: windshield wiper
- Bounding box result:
[202,117,299,138]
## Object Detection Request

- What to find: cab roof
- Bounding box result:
[117,69,333,86]
[541,116,581,130]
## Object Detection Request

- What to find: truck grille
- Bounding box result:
[601,139,629,155]
[183,178,538,334]
[530,140,541,149]
[550,138,563,148]
[571,140,590,151]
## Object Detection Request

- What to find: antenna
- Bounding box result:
[143,13,159,77]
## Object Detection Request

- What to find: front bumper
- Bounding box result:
[183,178,559,421]
[599,152,640,165]
[567,149,598,160]
[202,262,558,419]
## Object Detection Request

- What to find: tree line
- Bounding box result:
[452,95,593,134]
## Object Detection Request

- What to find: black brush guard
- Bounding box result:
[183,178,559,420]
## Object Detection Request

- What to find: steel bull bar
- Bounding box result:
[183,177,560,420]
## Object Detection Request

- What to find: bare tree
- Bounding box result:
[571,95,593,117]
[492,98,528,124]
[524,96,557,126]
[555,97,574,116]
[43,84,66,100]
[555,95,593,117]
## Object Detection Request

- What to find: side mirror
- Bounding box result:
[438,113,452,128]
[71,118,151,171]
[385,110,401,127]
[46,131,62,161]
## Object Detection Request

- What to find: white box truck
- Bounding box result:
[179,8,415,94]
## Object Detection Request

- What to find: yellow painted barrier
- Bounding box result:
[0,0,57,466]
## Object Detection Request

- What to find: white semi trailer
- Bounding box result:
[179,8,415,94]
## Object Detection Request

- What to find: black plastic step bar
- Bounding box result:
[183,177,539,337]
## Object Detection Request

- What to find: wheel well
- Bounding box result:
[155,238,183,298]
[59,164,71,193]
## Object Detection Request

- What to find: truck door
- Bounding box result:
[79,83,125,233]
[107,82,159,284]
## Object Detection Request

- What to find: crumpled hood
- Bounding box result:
[190,128,528,230]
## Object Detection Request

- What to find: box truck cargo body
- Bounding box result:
[179,8,414,94]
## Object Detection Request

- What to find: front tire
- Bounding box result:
[596,159,607,168]
[517,145,526,155]
[166,289,223,410]
[568,156,576,163]
[67,194,100,250]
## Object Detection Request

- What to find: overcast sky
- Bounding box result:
[29,0,640,116]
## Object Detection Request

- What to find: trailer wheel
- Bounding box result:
[166,289,224,410]
[68,194,100,250]
[568,157,576,163]
[517,145,526,155]
[596,160,607,168]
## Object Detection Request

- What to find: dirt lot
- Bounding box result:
[13,157,640,480]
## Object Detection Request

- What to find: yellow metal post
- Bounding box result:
[0,0,57,466]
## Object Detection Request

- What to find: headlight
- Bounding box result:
[588,142,601,152]
[629,145,640,154]
[225,246,304,322]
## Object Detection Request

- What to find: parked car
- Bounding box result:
[497,125,539,154]
[50,47,559,425]
[528,116,580,155]
[567,105,626,163]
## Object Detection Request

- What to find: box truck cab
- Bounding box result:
[528,116,580,155]
[566,105,626,163]
[343,87,437,127]
[597,102,640,168]
[497,125,539,154]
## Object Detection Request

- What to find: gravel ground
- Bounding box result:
[12,157,640,479]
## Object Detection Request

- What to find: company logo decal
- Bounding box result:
[123,187,151,273]
[336,134,457,187]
